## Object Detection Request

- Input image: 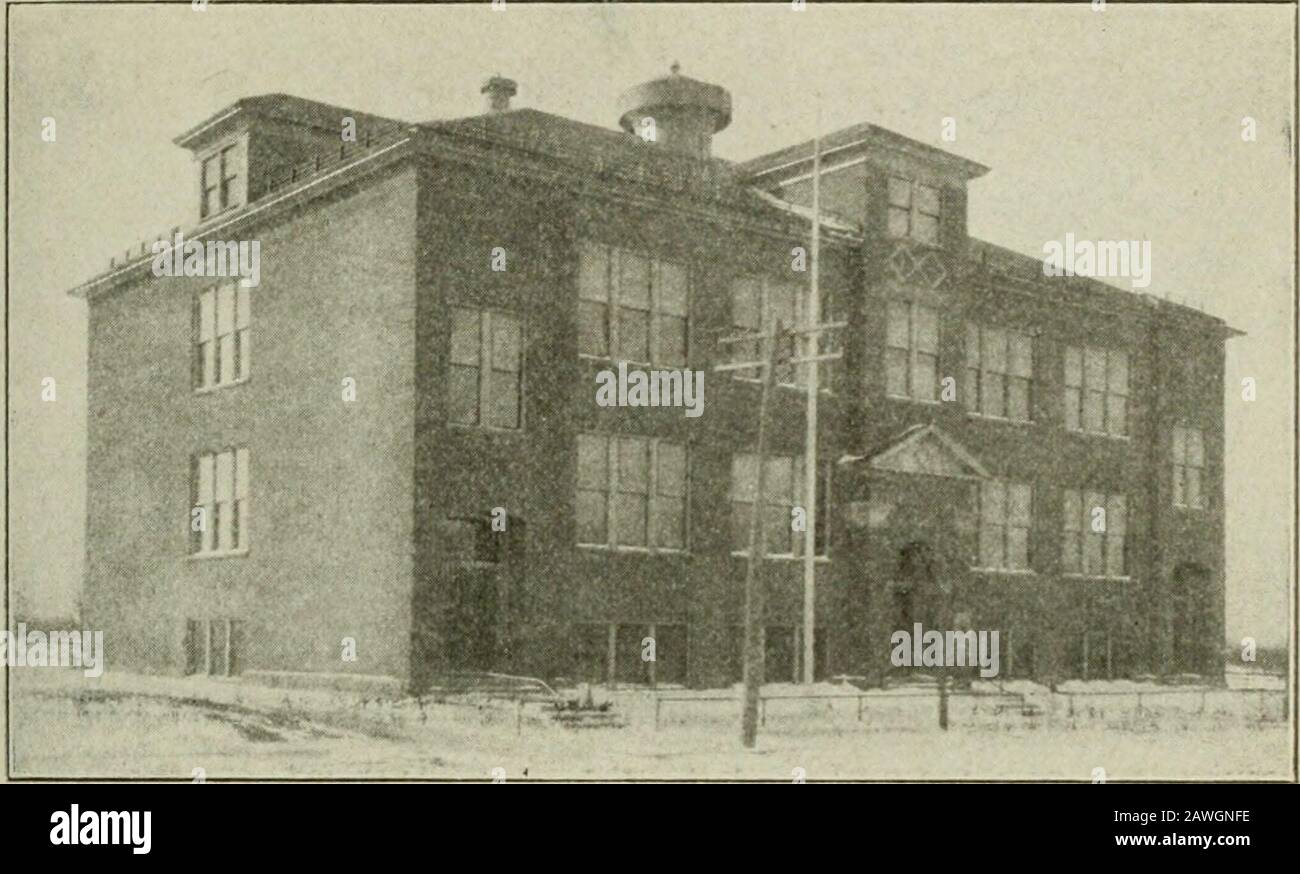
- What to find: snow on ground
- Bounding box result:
[7,668,1291,781]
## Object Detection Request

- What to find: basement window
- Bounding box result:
[184,619,242,676]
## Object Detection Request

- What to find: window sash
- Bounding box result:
[194,283,249,389]
[581,243,689,366]
[730,452,830,558]
[886,177,941,243]
[450,308,522,429]
[969,323,1037,420]
[887,302,939,401]
[578,435,688,550]
[1064,488,1127,578]
[192,448,248,554]
[1065,345,1129,435]
[976,481,1031,570]
[1172,427,1205,508]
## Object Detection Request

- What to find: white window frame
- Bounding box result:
[972,480,1034,573]
[1064,345,1129,437]
[200,142,242,219]
[887,176,942,245]
[729,452,831,560]
[578,242,689,368]
[191,447,250,557]
[194,281,250,392]
[576,434,689,553]
[1172,425,1205,509]
[1062,488,1128,580]
[449,307,524,431]
[965,323,1034,422]
[885,299,939,403]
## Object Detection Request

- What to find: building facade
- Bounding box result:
[73,72,1238,691]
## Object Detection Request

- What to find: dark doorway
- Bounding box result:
[1171,563,1210,674]
[889,541,936,679]
[447,567,498,671]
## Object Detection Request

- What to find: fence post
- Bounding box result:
[515,698,523,736]
[856,695,863,722]
[654,696,661,732]
[760,697,766,727]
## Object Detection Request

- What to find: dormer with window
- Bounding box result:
[738,121,989,253]
[174,94,406,222]
[199,140,246,220]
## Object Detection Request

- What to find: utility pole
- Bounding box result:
[716,322,788,748]
[801,107,822,685]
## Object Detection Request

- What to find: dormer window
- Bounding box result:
[887,176,941,246]
[201,143,242,219]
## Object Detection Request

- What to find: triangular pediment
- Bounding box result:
[840,424,991,480]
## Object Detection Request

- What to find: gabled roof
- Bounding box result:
[840,424,991,481]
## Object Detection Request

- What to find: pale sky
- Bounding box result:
[6,3,1294,646]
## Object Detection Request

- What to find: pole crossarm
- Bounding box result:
[714,321,846,347]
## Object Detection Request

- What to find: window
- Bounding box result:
[450,307,522,429]
[965,324,1033,421]
[578,242,688,366]
[1064,345,1129,436]
[185,619,242,676]
[730,452,830,557]
[885,300,939,401]
[1062,489,1127,578]
[193,282,250,389]
[1172,426,1205,509]
[887,176,942,245]
[577,434,687,550]
[730,275,840,389]
[975,480,1032,571]
[191,448,249,555]
[572,622,687,686]
[201,144,241,219]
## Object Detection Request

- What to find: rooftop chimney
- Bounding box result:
[481,75,517,113]
[617,63,731,159]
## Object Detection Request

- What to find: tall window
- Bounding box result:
[1064,345,1129,436]
[730,453,830,557]
[578,242,687,366]
[450,307,522,429]
[885,300,938,401]
[194,282,250,390]
[975,480,1032,571]
[729,275,841,390]
[201,144,241,219]
[192,447,249,555]
[1062,489,1127,578]
[887,176,941,245]
[965,324,1033,421]
[1172,426,1205,509]
[577,434,687,550]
